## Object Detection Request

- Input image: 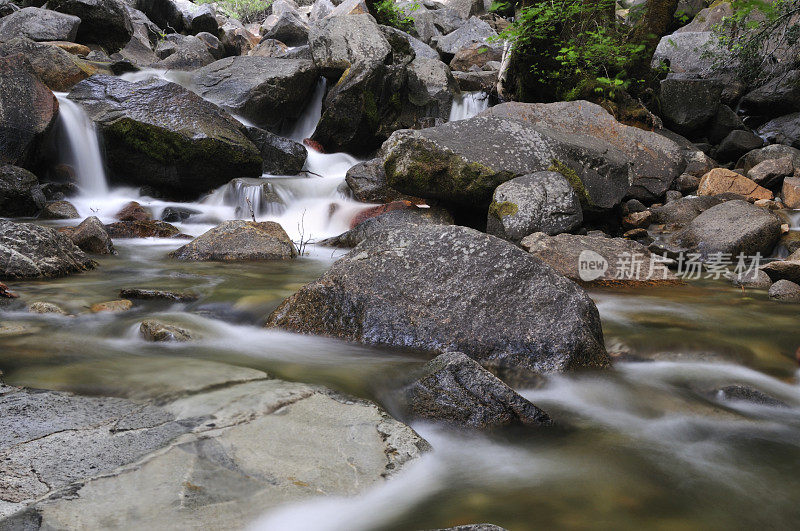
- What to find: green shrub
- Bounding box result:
[197,0,273,24]
[373,0,417,32]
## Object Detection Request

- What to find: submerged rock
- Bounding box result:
[104,220,184,238]
[139,320,192,342]
[115,201,152,221]
[90,299,133,313]
[0,55,59,170]
[68,75,262,200]
[486,171,582,242]
[68,216,115,255]
[711,385,788,408]
[119,288,199,302]
[382,114,631,216]
[191,57,318,130]
[267,225,608,380]
[397,352,553,430]
[520,232,679,285]
[169,220,298,261]
[27,301,69,315]
[38,200,80,220]
[0,220,96,280]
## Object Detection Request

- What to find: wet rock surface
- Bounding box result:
[268,225,609,380]
[170,220,298,261]
[0,220,96,280]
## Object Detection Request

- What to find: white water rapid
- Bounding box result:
[449,91,490,121]
[54,93,109,197]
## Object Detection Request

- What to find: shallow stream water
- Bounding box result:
[2,81,799,530]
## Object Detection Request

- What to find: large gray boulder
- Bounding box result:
[320,207,453,248]
[0,220,96,280]
[664,200,782,259]
[741,69,800,119]
[48,0,134,53]
[0,55,60,170]
[431,16,496,61]
[169,220,298,261]
[737,144,800,173]
[651,31,732,79]
[483,101,684,201]
[0,7,81,42]
[0,164,45,217]
[486,171,582,242]
[345,158,416,203]
[381,114,631,215]
[380,24,439,60]
[154,34,215,70]
[659,77,722,137]
[191,57,318,130]
[266,225,609,380]
[262,10,309,46]
[67,215,115,254]
[396,352,553,430]
[68,75,262,199]
[244,126,307,175]
[308,13,392,78]
[757,112,800,150]
[408,5,465,44]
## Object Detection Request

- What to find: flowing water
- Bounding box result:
[3,80,800,530]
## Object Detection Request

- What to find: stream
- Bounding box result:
[2,81,800,530]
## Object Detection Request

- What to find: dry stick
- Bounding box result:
[245,196,256,222]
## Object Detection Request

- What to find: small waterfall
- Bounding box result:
[282,78,327,141]
[448,91,490,122]
[55,93,109,196]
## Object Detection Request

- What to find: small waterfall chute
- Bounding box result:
[54,93,109,196]
[449,92,490,122]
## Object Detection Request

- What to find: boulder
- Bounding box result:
[0,220,96,280]
[483,101,684,201]
[452,69,497,92]
[320,207,453,248]
[219,20,259,56]
[266,225,609,379]
[380,25,439,60]
[173,0,217,35]
[38,200,80,219]
[396,352,553,430]
[0,37,94,92]
[28,301,68,314]
[729,268,772,289]
[738,144,800,173]
[707,104,745,145]
[140,320,192,342]
[0,7,81,42]
[711,385,788,408]
[0,0,19,17]
[0,55,59,170]
[486,171,582,242]
[160,206,199,222]
[741,70,800,119]
[782,176,800,208]
[382,114,631,216]
[349,200,418,228]
[747,156,793,189]
[0,164,45,217]
[431,16,496,61]
[68,75,262,199]
[449,42,503,71]
[408,5,465,45]
[68,216,115,254]
[768,279,800,303]
[115,200,152,221]
[104,220,183,238]
[90,299,133,312]
[244,127,307,175]
[761,259,800,285]
[520,232,678,285]
[666,200,781,259]
[715,130,763,162]
[169,220,298,261]
[248,38,290,57]
[308,13,392,78]
[345,158,416,203]
[48,0,134,53]
[757,112,800,150]
[191,57,318,130]
[658,78,722,136]
[697,168,773,200]
[196,31,225,60]
[651,31,730,79]
[262,10,309,46]
[155,34,215,70]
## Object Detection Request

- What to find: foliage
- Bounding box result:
[197,0,273,24]
[711,0,800,87]
[498,0,654,102]
[373,0,417,32]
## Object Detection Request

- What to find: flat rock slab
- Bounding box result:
[0,375,428,529]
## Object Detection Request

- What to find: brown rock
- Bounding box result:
[697,168,773,201]
[114,201,152,221]
[28,301,67,314]
[0,38,94,92]
[761,260,800,285]
[169,220,297,261]
[69,216,115,254]
[622,210,653,230]
[41,41,91,55]
[139,320,192,342]
[747,156,793,189]
[449,42,503,72]
[104,220,184,239]
[781,176,800,208]
[38,200,79,219]
[90,299,132,313]
[0,54,59,168]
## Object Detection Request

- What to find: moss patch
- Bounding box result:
[488,201,518,219]
[549,159,593,208]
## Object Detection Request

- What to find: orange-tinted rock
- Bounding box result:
[697,168,773,200]
[781,176,800,209]
[349,201,416,229]
[114,201,152,221]
[303,138,325,153]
